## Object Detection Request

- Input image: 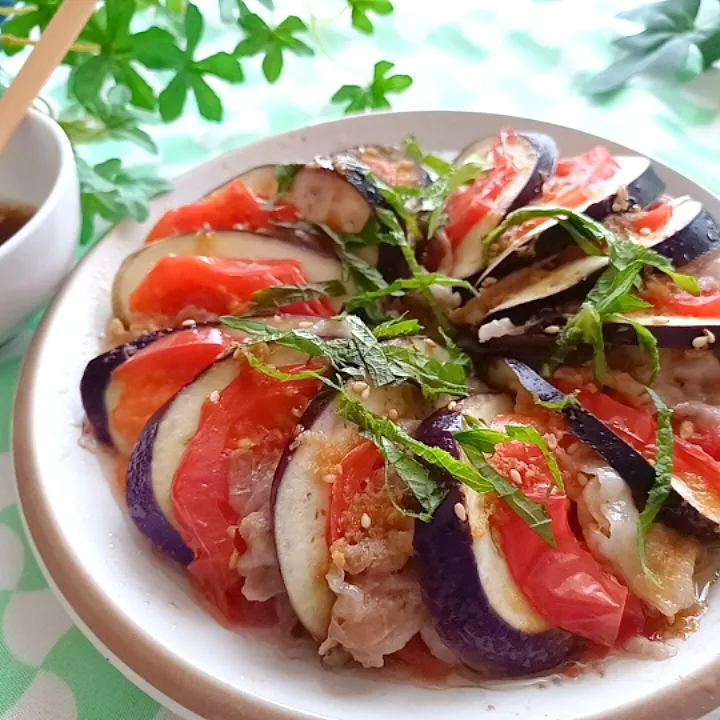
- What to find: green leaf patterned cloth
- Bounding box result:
[2,0,720,717]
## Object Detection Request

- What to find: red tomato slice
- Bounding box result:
[145,178,297,244]
[679,424,720,462]
[489,432,633,647]
[110,326,235,452]
[328,440,385,544]
[547,147,619,202]
[171,363,321,626]
[642,282,720,318]
[128,255,334,321]
[631,201,673,234]
[505,147,620,243]
[445,128,520,249]
[650,291,720,318]
[553,380,720,500]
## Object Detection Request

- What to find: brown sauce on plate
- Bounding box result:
[0,202,35,248]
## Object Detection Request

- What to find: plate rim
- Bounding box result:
[12,108,720,720]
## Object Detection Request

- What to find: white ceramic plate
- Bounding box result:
[13,111,720,720]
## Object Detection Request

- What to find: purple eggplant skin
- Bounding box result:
[413,409,577,676]
[80,328,177,446]
[584,161,664,221]
[455,132,557,213]
[485,159,665,280]
[319,146,431,211]
[477,201,719,334]
[508,133,558,212]
[126,408,193,566]
[648,208,720,268]
[603,318,720,350]
[504,358,720,539]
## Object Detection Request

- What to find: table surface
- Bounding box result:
[2,1,720,718]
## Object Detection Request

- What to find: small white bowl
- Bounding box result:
[0,109,80,345]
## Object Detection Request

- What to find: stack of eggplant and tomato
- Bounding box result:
[80,128,720,681]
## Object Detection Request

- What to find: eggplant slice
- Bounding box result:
[126,343,319,565]
[272,381,432,641]
[80,317,348,454]
[414,396,577,676]
[502,359,720,539]
[81,327,178,447]
[479,156,665,282]
[449,132,558,280]
[112,228,345,324]
[464,199,712,335]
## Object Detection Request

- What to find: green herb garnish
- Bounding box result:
[220,313,468,397]
[486,207,699,384]
[371,317,423,340]
[402,135,453,177]
[460,444,555,543]
[274,164,303,195]
[533,392,579,412]
[544,234,699,383]
[422,162,487,238]
[246,280,346,315]
[455,424,564,491]
[345,273,476,311]
[337,394,554,542]
[637,388,674,583]
[239,333,551,542]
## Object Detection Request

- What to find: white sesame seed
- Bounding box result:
[351,381,369,394]
[209,390,220,404]
[323,473,337,484]
[679,420,695,439]
[237,438,254,449]
[693,335,710,350]
[424,338,437,349]
[544,325,561,335]
[509,469,523,485]
[448,400,458,411]
[360,513,372,529]
[168,253,177,259]
[545,434,558,450]
[454,502,467,522]
[388,408,399,421]
[639,227,651,236]
[298,320,314,329]
[361,387,371,400]
[181,318,197,327]
[704,329,716,344]
[654,316,670,325]
[273,314,283,322]
[293,424,304,437]
[566,442,579,456]
[481,276,498,287]
[291,407,303,417]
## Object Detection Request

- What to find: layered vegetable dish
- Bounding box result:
[80,128,720,680]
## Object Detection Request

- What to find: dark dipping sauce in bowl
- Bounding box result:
[0,202,35,248]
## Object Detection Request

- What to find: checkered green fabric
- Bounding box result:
[2,0,720,717]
